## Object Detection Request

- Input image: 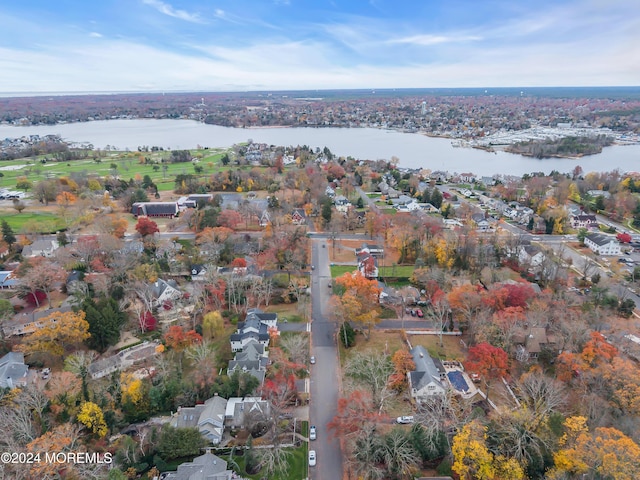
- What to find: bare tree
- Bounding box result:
[344,351,394,413]
[280,333,309,365]
[426,298,451,347]
[514,371,568,422]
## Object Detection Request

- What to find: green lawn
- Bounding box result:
[1,212,66,233]
[222,443,308,480]
[330,264,415,278]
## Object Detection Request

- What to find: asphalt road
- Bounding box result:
[309,236,343,480]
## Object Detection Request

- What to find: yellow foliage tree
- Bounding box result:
[121,372,144,406]
[550,416,640,480]
[452,420,496,480]
[452,419,526,480]
[77,401,108,437]
[21,310,90,357]
[202,310,224,340]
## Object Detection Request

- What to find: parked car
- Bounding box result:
[308,450,316,467]
[470,373,481,383]
[310,425,317,441]
[410,309,417,317]
[396,416,414,424]
[310,356,316,365]
[416,309,424,318]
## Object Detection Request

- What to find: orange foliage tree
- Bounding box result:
[388,349,416,392]
[135,216,160,237]
[465,342,509,400]
[163,325,202,352]
[332,271,382,339]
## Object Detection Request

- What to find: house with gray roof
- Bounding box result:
[21,239,59,258]
[408,346,447,403]
[585,233,621,256]
[227,340,268,384]
[171,394,228,445]
[131,202,179,218]
[0,352,29,389]
[151,279,182,307]
[0,271,18,289]
[224,397,270,428]
[162,450,233,480]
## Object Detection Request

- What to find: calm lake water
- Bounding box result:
[1,119,638,177]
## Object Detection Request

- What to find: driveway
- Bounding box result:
[309,237,343,479]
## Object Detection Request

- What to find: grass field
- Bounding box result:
[0,148,233,191]
[330,264,414,278]
[0,211,66,233]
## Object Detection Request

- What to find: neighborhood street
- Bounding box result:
[308,236,343,480]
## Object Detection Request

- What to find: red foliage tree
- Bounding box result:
[217,209,242,230]
[260,372,298,409]
[163,325,202,351]
[141,311,157,331]
[327,390,379,438]
[465,342,509,399]
[230,257,247,268]
[617,232,632,243]
[24,290,47,307]
[135,217,160,237]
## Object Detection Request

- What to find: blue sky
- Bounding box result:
[1,0,638,93]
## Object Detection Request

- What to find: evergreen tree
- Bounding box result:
[1,220,16,247]
[83,297,126,352]
[430,188,443,209]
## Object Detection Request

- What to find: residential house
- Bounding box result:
[357,248,379,279]
[0,271,18,289]
[585,233,621,256]
[459,172,477,183]
[224,397,271,428]
[290,208,307,226]
[151,279,182,307]
[259,209,271,227]
[444,219,464,229]
[408,346,447,403]
[471,213,490,231]
[3,306,72,337]
[21,239,59,258]
[587,190,611,199]
[355,243,384,258]
[334,195,351,213]
[177,194,213,209]
[162,451,233,480]
[171,395,228,445]
[514,327,557,362]
[227,339,268,384]
[190,264,208,281]
[230,310,277,352]
[519,245,545,268]
[417,203,440,213]
[0,351,29,389]
[570,214,598,230]
[131,202,179,218]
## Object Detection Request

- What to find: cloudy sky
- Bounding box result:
[1,0,638,93]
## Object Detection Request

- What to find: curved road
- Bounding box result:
[309,236,343,479]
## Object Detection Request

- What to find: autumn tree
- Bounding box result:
[464,342,509,401]
[331,271,382,339]
[16,257,65,308]
[549,416,640,480]
[201,310,224,340]
[77,401,108,437]
[388,349,416,392]
[452,419,526,480]
[21,310,91,357]
[328,390,379,438]
[135,216,160,237]
[163,325,202,352]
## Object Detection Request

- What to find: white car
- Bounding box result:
[310,356,316,365]
[396,416,414,424]
[310,425,316,440]
[308,450,316,467]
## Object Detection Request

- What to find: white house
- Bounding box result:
[230,309,278,352]
[407,346,447,403]
[584,233,621,256]
[21,239,59,258]
[519,245,545,267]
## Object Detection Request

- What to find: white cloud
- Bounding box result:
[89,32,103,38]
[388,34,482,46]
[141,0,204,23]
